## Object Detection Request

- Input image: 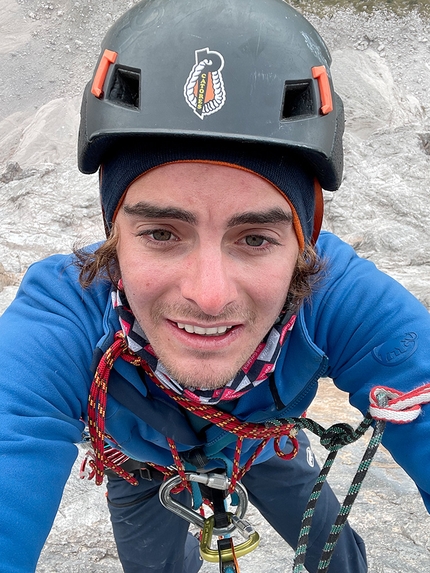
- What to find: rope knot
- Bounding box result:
[319,423,357,451]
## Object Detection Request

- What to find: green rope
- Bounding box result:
[278,410,386,573]
[315,418,386,573]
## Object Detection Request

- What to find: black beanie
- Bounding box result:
[100,139,316,248]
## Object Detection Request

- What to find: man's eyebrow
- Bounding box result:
[227,207,293,228]
[122,201,197,225]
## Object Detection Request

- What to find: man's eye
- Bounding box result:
[151,230,173,241]
[245,235,265,247]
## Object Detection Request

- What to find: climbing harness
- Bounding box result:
[82,331,430,573]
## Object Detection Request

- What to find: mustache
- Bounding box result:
[150,302,257,325]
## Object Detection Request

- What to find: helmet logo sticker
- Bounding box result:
[184,48,226,119]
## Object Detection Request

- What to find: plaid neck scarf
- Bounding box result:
[112,288,296,405]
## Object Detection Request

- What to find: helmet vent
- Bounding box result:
[281,80,315,120]
[108,67,140,109]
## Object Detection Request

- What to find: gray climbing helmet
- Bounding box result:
[78,0,344,190]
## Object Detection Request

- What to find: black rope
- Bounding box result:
[280,401,387,573]
[316,418,385,573]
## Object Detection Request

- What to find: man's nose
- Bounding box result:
[180,247,238,316]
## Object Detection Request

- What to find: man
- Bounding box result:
[0,1,429,572]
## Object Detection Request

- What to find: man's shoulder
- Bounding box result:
[316,230,356,259]
[13,242,111,317]
[315,230,380,282]
[305,231,428,328]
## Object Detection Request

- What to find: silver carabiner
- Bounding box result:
[158,472,249,537]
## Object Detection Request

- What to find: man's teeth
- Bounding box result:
[176,323,232,336]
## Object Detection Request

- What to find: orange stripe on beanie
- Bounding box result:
[100,139,318,249]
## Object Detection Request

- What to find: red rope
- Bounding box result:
[140,362,297,445]
[141,361,299,491]
[88,332,140,485]
[88,331,299,489]
[166,438,192,493]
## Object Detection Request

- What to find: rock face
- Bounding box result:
[312,9,430,307]
[1,1,429,572]
[1,3,429,311]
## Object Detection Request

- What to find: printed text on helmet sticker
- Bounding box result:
[184,48,226,119]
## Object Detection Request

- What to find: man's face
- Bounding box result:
[115,162,299,389]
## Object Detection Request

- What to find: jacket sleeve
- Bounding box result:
[305,232,430,512]
[0,253,109,572]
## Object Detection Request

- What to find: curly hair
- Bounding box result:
[74,227,121,289]
[73,225,325,310]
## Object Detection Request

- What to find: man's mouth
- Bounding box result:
[176,322,234,336]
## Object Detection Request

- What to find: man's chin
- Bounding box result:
[159,360,239,391]
[180,378,232,391]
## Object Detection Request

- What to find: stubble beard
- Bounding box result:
[158,358,244,390]
[141,302,266,390]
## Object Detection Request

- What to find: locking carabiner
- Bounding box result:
[158,471,249,536]
[199,515,260,563]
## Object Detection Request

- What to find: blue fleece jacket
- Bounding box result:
[0,231,429,572]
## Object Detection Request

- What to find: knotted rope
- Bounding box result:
[290,384,430,573]
[289,412,382,572]
[87,331,298,488]
[86,332,430,573]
